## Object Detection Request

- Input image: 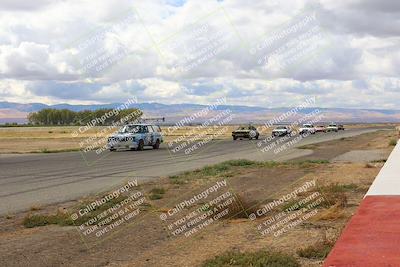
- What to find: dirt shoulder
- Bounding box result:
[0,130,397,267]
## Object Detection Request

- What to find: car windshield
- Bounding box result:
[118,125,146,134]
[304,124,312,128]
[276,126,287,129]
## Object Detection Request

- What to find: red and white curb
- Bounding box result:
[324,139,400,266]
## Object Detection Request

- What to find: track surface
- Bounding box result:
[0,127,387,215]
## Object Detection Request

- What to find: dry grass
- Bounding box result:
[29,205,41,211]
[149,187,166,200]
[22,194,131,228]
[297,239,335,259]
[313,205,346,221]
[202,250,300,267]
[5,214,14,219]
[223,194,260,219]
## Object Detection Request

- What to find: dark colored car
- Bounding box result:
[232,125,259,140]
[338,124,345,130]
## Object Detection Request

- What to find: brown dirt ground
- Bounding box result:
[0,130,396,267]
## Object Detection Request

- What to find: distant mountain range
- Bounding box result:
[1,101,400,124]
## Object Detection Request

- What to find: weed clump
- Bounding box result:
[149,187,166,200]
[297,239,335,259]
[389,139,397,146]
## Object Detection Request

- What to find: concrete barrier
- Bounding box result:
[324,137,400,266]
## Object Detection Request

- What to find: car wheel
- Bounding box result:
[255,134,259,140]
[233,136,237,140]
[153,139,160,149]
[137,140,144,151]
[109,148,116,152]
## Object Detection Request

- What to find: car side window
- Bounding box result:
[148,126,154,133]
[143,126,149,133]
[128,126,138,133]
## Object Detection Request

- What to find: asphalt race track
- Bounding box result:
[0,127,390,215]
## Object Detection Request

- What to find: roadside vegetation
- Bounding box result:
[297,239,335,259]
[202,250,300,267]
[220,194,259,219]
[22,159,331,228]
[389,139,397,146]
[298,144,317,149]
[23,194,130,228]
[169,159,328,184]
[37,148,81,153]
[281,183,360,214]
[149,187,166,200]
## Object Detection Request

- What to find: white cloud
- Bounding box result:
[0,0,399,109]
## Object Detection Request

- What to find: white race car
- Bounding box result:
[298,124,316,135]
[327,123,339,132]
[107,124,163,151]
[272,126,292,136]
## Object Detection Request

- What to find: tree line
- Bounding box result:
[27,108,142,126]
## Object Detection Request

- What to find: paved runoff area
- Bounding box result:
[324,139,400,266]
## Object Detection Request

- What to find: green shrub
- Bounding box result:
[389,139,397,146]
[23,214,49,228]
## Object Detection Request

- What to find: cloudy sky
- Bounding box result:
[0,0,399,109]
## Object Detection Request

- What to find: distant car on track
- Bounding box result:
[298,124,316,135]
[315,125,327,133]
[327,123,339,132]
[272,126,292,137]
[107,123,163,151]
[232,125,259,140]
[338,124,345,130]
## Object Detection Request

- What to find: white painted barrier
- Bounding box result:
[366,139,400,196]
